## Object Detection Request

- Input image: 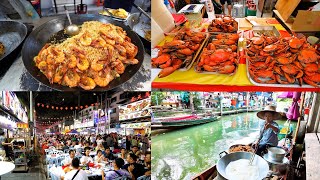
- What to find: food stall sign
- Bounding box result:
[119,97,151,121]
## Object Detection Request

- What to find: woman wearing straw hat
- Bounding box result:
[253,106,281,156]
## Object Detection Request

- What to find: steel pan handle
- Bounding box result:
[219,151,228,158]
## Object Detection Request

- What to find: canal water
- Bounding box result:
[151,112,296,180]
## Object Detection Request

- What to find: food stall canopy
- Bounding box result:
[68,129,79,134]
[278,92,294,98]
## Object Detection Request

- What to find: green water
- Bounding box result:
[151,112,296,180]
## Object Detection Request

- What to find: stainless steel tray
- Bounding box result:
[246,60,315,88]
[194,34,238,75]
[251,26,280,37]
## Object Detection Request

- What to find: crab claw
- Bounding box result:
[158,67,178,78]
[303,76,319,87]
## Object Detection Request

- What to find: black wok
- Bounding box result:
[0,21,27,62]
[22,14,145,91]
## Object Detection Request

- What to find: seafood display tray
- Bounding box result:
[252,26,280,37]
[152,33,209,72]
[194,35,238,75]
[246,60,315,88]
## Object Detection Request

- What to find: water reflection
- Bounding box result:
[152,112,262,180]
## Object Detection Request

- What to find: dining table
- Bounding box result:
[0,161,15,180]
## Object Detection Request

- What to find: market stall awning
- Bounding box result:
[68,129,79,134]
[278,92,294,98]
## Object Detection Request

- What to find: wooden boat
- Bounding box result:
[192,165,217,180]
[152,116,219,129]
[161,116,218,126]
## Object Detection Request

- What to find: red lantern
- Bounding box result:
[37,103,40,107]
[65,107,68,110]
[56,107,59,110]
[60,107,63,110]
[75,107,78,110]
[70,107,73,110]
[80,106,83,109]
[41,104,44,107]
[85,105,88,108]
[46,105,49,108]
[91,104,94,106]
[51,106,54,109]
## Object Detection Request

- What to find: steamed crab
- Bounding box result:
[196,43,238,74]
[247,34,320,87]
[152,30,206,78]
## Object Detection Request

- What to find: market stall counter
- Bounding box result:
[151,17,320,92]
[0,16,151,91]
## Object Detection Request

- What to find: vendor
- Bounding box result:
[104,0,135,12]
[0,129,12,159]
[253,106,281,156]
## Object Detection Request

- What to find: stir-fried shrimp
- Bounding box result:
[79,76,96,90]
[34,21,139,89]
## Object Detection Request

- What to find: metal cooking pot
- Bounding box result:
[127,13,150,54]
[267,147,286,162]
[0,21,27,63]
[217,151,269,180]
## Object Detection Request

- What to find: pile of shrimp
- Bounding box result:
[34,21,139,90]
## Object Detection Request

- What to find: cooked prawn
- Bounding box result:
[51,47,65,63]
[115,45,126,56]
[123,41,138,59]
[93,68,113,87]
[121,58,139,65]
[79,31,92,46]
[79,76,96,90]
[111,59,125,74]
[38,61,47,71]
[53,65,68,83]
[76,54,89,71]
[91,59,107,72]
[67,55,77,69]
[63,70,80,87]
[91,37,107,48]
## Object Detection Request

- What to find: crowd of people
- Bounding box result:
[40,133,151,180]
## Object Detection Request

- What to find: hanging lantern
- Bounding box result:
[70,107,73,110]
[56,107,59,110]
[85,105,88,108]
[65,107,68,110]
[80,106,83,109]
[41,104,45,107]
[46,105,49,108]
[75,107,78,110]
[37,103,40,107]
[60,107,63,110]
[51,106,54,109]
[91,104,94,106]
